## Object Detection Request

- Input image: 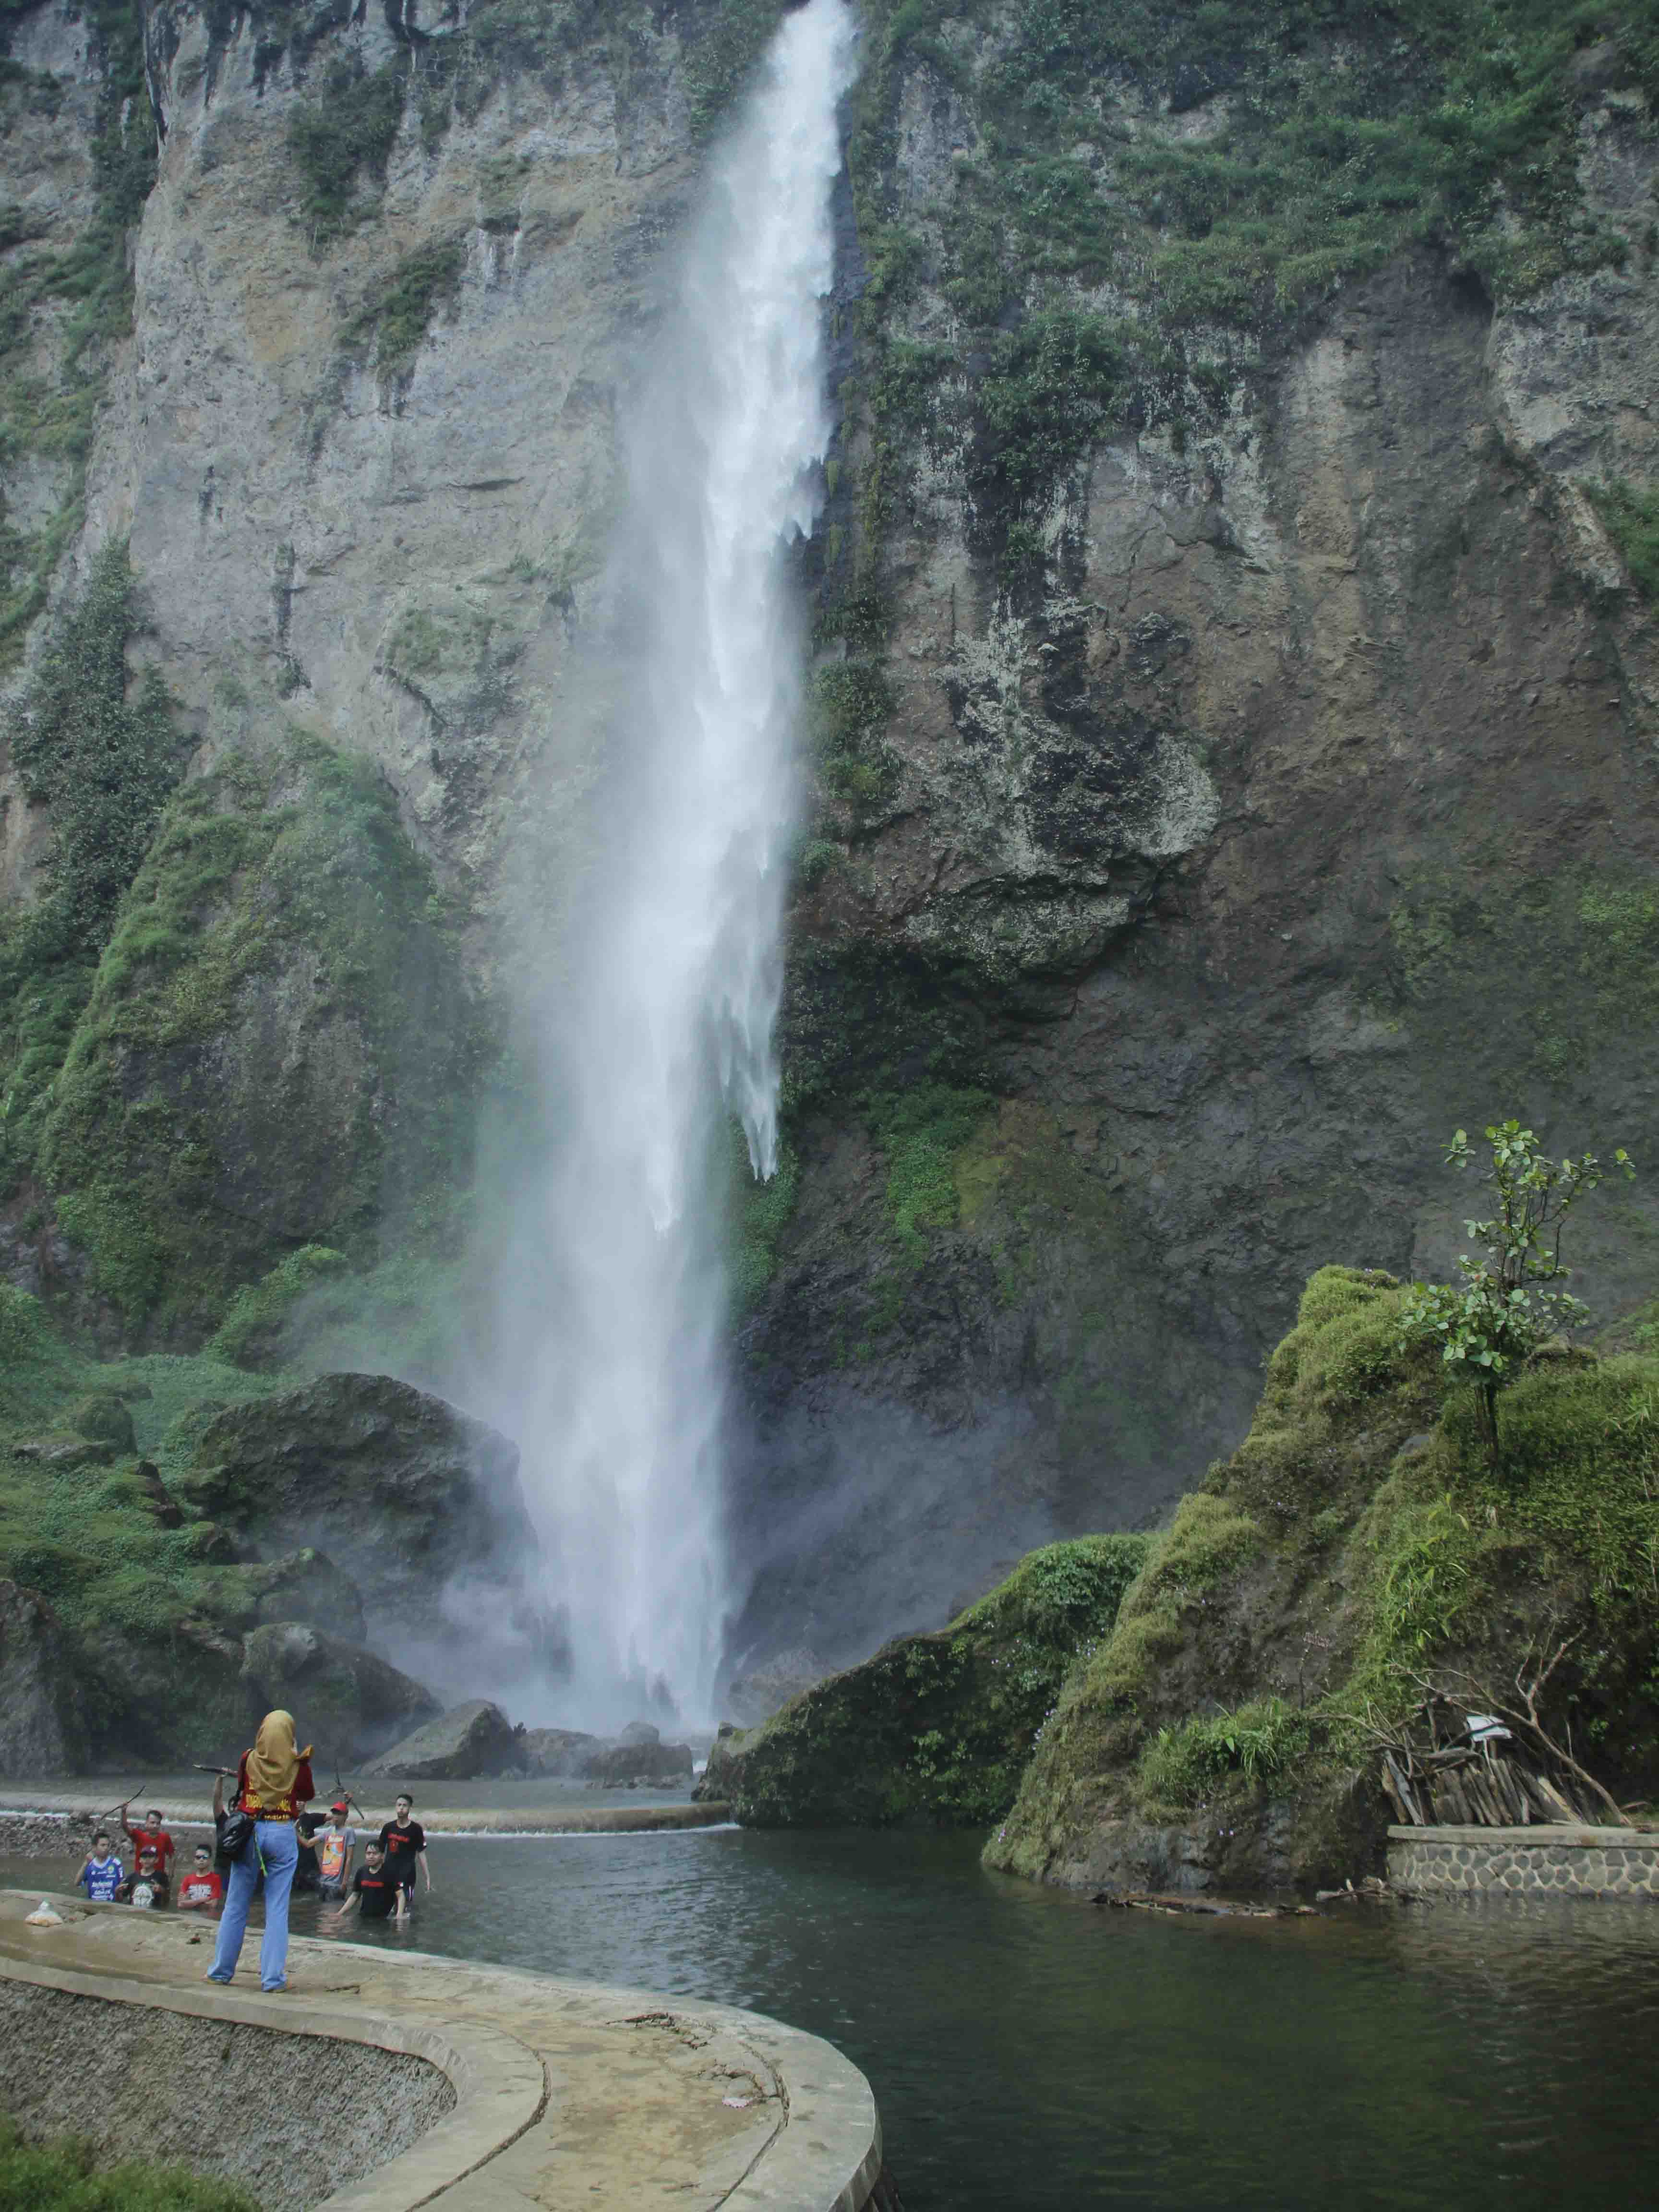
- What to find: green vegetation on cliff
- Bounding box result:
[827,0,1659,605]
[1587,476,1659,600]
[0,541,489,1350]
[25,726,487,1338]
[0,1279,286,1758]
[0,0,156,658]
[0,544,182,1187]
[710,1534,1150,1825]
[986,1263,1659,1889]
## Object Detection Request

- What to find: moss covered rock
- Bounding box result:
[985,1267,1659,1893]
[174,1372,531,1636]
[63,1392,137,1454]
[709,1536,1150,1827]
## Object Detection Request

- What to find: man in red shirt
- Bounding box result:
[176,1843,223,1912]
[120,1803,175,1879]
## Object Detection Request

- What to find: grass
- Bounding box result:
[1380,858,1659,1114]
[0,2117,258,2211]
[340,239,466,385]
[810,661,901,825]
[729,1123,801,1313]
[0,1285,276,1652]
[285,53,407,244]
[868,1083,997,1258]
[206,1246,350,1369]
[1586,477,1659,600]
[1140,1696,1312,1813]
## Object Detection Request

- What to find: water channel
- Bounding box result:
[14,1825,1655,2207]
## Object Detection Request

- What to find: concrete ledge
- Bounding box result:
[0,1798,732,1843]
[0,1892,883,2209]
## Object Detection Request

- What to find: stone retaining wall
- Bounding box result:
[0,1981,456,2210]
[1387,1824,1659,1898]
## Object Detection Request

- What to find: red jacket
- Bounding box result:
[235,1751,315,1820]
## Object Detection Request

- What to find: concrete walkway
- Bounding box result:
[0,1889,882,2211]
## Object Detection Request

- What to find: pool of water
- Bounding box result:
[9,1827,1658,2209]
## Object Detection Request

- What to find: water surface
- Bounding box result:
[9,1827,1656,2208]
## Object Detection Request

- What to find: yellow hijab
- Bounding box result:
[243,1709,311,1810]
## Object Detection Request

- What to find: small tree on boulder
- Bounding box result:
[1399,1120,1634,1470]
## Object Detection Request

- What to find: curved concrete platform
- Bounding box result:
[0,1890,883,2210]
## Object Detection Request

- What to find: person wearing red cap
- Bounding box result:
[315,1800,357,1899]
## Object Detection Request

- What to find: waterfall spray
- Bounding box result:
[499,0,857,1725]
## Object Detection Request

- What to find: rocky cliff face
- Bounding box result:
[731,4,1659,1671]
[0,1,1657,1691]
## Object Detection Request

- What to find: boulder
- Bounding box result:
[362,1699,524,1781]
[183,1521,244,1564]
[519,1726,600,1778]
[694,1723,745,1803]
[12,1435,115,1471]
[240,1622,439,1765]
[173,1373,536,1642]
[579,1734,694,1788]
[65,1392,137,1455]
[0,1582,88,1775]
[241,1550,366,1643]
[619,1720,660,1745]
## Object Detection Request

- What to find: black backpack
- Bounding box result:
[215,1809,255,1869]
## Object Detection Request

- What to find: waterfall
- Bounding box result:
[498,0,857,1726]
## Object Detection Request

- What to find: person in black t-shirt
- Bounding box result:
[332,1840,398,1924]
[116,1845,171,1910]
[378,1794,430,1915]
[293,1808,325,1894]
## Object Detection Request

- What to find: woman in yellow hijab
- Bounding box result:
[208,1709,314,1993]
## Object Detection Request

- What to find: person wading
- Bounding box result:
[208,1709,314,1994]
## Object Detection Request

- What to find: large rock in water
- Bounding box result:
[516,1722,692,1786]
[362,1700,523,1781]
[241,1623,440,1767]
[578,1725,694,1788]
[519,1727,600,1778]
[0,1582,88,1775]
[702,1538,1151,1827]
[174,1374,543,1689]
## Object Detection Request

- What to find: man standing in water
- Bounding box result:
[378,1794,430,1915]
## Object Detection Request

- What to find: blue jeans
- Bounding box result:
[209,1819,299,1991]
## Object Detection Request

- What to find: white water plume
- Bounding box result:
[496,0,857,1727]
